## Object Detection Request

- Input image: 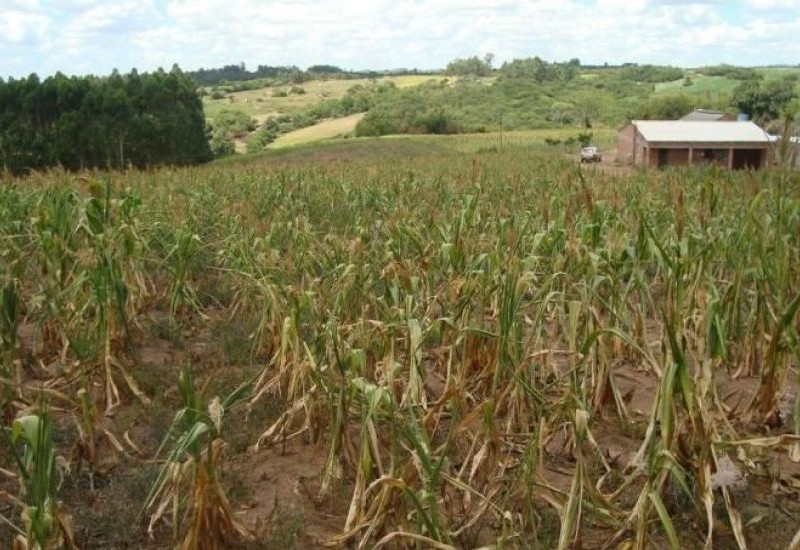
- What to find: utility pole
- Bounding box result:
[499,113,504,149]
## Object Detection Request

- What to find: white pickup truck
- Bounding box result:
[580,147,602,163]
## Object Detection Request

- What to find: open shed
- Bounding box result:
[680,109,733,121]
[617,120,771,169]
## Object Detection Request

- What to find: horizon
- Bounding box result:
[3,0,800,80]
[5,60,800,81]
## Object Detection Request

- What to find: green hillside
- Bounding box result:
[200,61,800,157]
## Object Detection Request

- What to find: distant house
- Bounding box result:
[617,120,772,169]
[680,109,734,122]
[768,135,800,169]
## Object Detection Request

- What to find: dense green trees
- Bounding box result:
[617,64,684,83]
[187,63,425,88]
[697,64,760,80]
[498,57,579,81]
[732,76,798,124]
[187,63,303,86]
[306,65,344,75]
[445,55,494,77]
[635,94,696,120]
[0,66,211,174]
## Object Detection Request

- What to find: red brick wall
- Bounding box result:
[616,124,635,164]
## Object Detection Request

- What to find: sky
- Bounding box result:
[1,0,799,78]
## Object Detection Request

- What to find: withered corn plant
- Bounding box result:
[2,143,799,548]
[240,158,800,548]
[144,370,253,549]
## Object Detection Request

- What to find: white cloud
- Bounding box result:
[4,0,43,8]
[747,0,797,8]
[1,0,799,77]
[0,9,49,45]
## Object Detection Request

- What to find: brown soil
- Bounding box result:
[4,311,800,549]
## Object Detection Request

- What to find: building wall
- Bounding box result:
[616,124,635,164]
[644,147,658,168]
[638,136,652,167]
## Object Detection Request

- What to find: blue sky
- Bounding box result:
[1,0,799,78]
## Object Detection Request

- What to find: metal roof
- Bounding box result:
[632,120,771,144]
[680,109,729,121]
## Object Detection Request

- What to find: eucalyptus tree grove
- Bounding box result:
[0,65,211,174]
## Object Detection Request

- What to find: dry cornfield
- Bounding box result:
[1,141,799,549]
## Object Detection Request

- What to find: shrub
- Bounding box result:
[210,132,235,157]
[697,64,761,80]
[577,132,593,147]
[411,111,463,135]
[635,94,694,119]
[213,110,257,139]
[246,126,278,152]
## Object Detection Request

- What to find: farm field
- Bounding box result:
[1,137,800,549]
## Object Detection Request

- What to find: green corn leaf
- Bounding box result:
[648,490,680,549]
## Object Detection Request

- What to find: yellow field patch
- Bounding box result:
[269,113,366,148]
[386,75,443,88]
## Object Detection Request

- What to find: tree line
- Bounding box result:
[444,54,582,81]
[188,63,305,86]
[187,62,432,88]
[0,65,211,175]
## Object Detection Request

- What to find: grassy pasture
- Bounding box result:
[203,75,445,120]
[267,126,618,153]
[1,137,800,548]
[755,66,800,79]
[655,67,800,99]
[203,78,365,119]
[654,74,739,97]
